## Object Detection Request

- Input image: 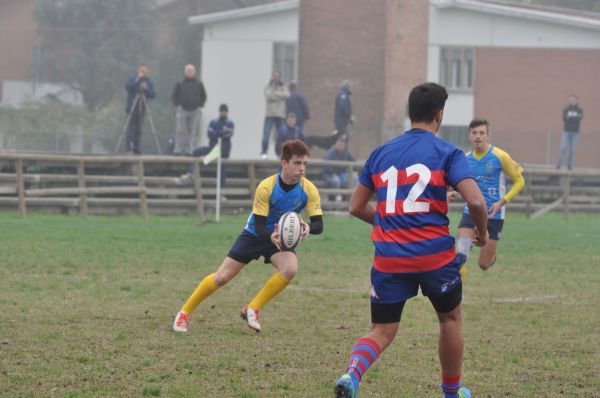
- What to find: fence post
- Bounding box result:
[346,164,354,189]
[546,128,552,165]
[192,160,205,223]
[15,158,26,216]
[77,159,88,217]
[563,171,570,220]
[136,160,148,219]
[247,162,257,198]
[525,170,532,218]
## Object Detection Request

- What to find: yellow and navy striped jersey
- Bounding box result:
[463,145,525,220]
[245,174,322,236]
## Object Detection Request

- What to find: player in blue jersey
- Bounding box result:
[450,118,525,273]
[172,140,323,333]
[334,83,488,398]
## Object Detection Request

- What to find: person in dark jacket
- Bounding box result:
[304,80,354,151]
[207,104,234,159]
[285,82,310,131]
[172,64,207,155]
[276,113,305,156]
[185,104,234,185]
[124,64,156,154]
[323,135,357,201]
[556,95,584,170]
[335,79,354,137]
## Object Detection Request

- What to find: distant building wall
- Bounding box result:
[200,9,298,158]
[298,0,428,159]
[0,0,41,100]
[474,47,600,168]
[428,2,600,161]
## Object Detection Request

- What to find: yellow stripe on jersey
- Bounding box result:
[301,177,323,217]
[491,147,525,203]
[252,175,277,217]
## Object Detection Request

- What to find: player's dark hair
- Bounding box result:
[281,140,310,161]
[408,82,448,123]
[469,118,489,131]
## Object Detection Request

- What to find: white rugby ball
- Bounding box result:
[277,211,302,251]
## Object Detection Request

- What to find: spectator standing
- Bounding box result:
[261,71,290,159]
[334,79,354,138]
[323,135,358,201]
[286,82,310,131]
[124,64,155,154]
[276,113,305,156]
[172,64,207,155]
[556,94,583,170]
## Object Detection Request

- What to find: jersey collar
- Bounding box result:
[472,144,493,161]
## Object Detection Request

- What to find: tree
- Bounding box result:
[34,0,157,111]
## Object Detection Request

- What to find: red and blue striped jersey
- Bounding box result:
[359,129,473,273]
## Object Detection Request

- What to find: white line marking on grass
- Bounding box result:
[288,285,357,293]
[492,294,567,303]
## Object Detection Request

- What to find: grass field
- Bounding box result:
[0,211,598,397]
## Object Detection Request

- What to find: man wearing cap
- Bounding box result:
[184,104,234,185]
[207,104,235,159]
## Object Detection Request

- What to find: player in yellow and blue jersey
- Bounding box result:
[172,140,323,333]
[451,118,525,274]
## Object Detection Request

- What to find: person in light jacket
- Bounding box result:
[260,71,290,159]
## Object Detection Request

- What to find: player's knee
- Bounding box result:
[279,264,297,280]
[214,270,233,286]
[478,257,495,270]
[438,308,461,324]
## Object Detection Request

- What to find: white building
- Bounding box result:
[190,0,600,162]
[189,1,298,159]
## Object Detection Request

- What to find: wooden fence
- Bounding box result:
[0,152,599,219]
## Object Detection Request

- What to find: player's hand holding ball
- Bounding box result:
[300,219,310,240]
[276,212,302,251]
[271,226,282,251]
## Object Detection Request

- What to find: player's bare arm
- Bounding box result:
[488,198,506,218]
[455,178,488,247]
[349,183,375,225]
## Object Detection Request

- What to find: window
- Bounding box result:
[438,125,470,150]
[440,47,474,91]
[273,42,297,83]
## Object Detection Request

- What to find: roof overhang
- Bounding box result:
[431,0,600,31]
[188,0,299,26]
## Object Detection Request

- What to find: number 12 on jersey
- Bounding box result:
[381,164,432,214]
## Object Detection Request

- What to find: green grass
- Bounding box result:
[0,212,598,397]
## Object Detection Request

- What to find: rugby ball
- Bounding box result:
[277,211,302,251]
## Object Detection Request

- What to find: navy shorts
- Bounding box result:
[370,256,463,305]
[458,213,504,240]
[228,231,282,264]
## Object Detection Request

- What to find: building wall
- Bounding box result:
[298,0,428,159]
[200,9,298,158]
[0,0,41,99]
[428,2,600,132]
[381,0,429,142]
[474,47,600,168]
[298,0,386,159]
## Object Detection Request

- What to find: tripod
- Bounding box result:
[114,92,162,154]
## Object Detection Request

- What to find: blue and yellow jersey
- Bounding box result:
[245,174,322,237]
[463,145,525,220]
